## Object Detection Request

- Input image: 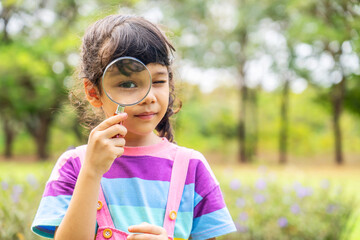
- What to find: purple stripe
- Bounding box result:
[43,180,75,197]
[103,156,204,184]
[103,156,173,180]
[57,156,81,183]
[193,185,226,218]
[43,156,80,197]
[193,161,218,197]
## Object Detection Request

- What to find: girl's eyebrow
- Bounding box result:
[152,71,168,77]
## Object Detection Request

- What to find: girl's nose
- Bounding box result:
[140,89,156,105]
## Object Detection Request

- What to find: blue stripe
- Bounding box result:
[191,208,236,239]
[33,195,71,220]
[194,192,203,206]
[109,205,192,239]
[101,178,194,212]
[31,196,71,238]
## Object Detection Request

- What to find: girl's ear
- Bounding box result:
[83,78,103,107]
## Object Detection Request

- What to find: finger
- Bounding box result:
[113,146,124,158]
[109,137,126,147]
[127,233,158,240]
[103,123,127,138]
[95,113,128,131]
[128,223,164,235]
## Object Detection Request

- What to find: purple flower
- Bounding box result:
[11,185,23,203]
[326,204,338,214]
[255,178,267,190]
[294,184,313,199]
[230,179,241,190]
[235,222,248,233]
[278,217,288,228]
[290,203,301,215]
[254,193,266,204]
[239,212,248,221]
[1,181,9,190]
[236,198,246,208]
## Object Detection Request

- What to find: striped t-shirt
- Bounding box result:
[31,138,236,239]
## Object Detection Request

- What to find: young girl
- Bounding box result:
[31,14,236,240]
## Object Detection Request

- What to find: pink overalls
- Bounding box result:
[94,148,192,240]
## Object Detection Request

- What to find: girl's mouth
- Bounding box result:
[135,112,156,120]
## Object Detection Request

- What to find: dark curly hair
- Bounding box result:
[76,14,180,142]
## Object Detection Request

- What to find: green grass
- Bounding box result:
[212,163,360,240]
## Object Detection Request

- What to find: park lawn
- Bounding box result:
[0,160,359,239]
[211,162,360,240]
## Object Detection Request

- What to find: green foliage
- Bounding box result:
[345,76,360,117]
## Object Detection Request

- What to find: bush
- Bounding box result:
[0,174,46,240]
[220,167,358,240]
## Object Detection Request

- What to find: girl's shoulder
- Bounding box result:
[47,145,87,182]
[57,145,88,163]
[173,144,219,185]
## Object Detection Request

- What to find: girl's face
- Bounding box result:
[99,63,170,140]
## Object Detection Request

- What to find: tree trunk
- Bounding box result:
[251,88,259,157]
[3,117,16,159]
[331,78,345,165]
[26,113,53,160]
[279,79,290,164]
[237,31,249,163]
[245,88,258,161]
[36,114,52,160]
[239,80,248,163]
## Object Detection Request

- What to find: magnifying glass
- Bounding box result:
[102,57,152,115]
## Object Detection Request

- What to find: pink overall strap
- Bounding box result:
[163,147,192,239]
[96,186,116,228]
[75,146,115,228]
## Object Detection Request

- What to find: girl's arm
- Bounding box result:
[54,166,102,239]
[54,113,128,240]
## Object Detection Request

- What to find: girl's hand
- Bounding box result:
[127,222,168,240]
[83,113,128,178]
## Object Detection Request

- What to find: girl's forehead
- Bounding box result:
[146,63,169,75]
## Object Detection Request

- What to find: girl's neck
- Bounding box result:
[124,132,162,147]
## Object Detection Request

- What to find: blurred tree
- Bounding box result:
[0,0,24,158]
[0,0,80,159]
[263,0,299,164]
[0,0,142,159]
[287,0,360,164]
[162,0,269,163]
[344,76,360,117]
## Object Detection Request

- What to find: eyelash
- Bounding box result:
[153,80,167,84]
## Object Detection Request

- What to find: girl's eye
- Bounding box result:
[153,80,167,84]
[119,81,137,88]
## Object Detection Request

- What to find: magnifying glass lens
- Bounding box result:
[102,57,151,108]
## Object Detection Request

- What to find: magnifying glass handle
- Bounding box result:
[115,105,125,114]
[113,105,125,138]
